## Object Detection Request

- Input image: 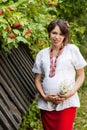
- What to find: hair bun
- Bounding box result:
[63,20,69,29]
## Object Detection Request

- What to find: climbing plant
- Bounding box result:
[0,0,87,58]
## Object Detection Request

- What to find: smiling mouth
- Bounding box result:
[53,40,60,44]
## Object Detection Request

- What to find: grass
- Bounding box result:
[74,86,87,130]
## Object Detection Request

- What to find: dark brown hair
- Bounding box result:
[47,19,70,45]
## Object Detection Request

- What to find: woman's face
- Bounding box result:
[49,25,65,47]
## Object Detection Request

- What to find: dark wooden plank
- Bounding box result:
[0,125,4,130]
[4,54,32,104]
[0,57,28,110]
[7,52,36,99]
[0,111,14,130]
[14,48,34,81]
[0,44,37,130]
[0,74,26,114]
[12,48,36,94]
[1,52,30,106]
[19,43,34,65]
[0,84,22,124]
[0,100,19,130]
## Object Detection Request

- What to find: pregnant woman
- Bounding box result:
[32,19,87,130]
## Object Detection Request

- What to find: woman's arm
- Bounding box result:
[34,73,58,102]
[34,73,46,98]
[55,68,85,103]
[73,68,85,92]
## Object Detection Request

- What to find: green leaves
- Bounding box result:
[0,0,31,52]
[0,0,55,53]
[74,86,87,130]
[16,36,28,44]
[0,0,87,59]
[0,17,8,23]
[19,99,43,130]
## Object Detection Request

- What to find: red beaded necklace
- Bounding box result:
[49,46,63,78]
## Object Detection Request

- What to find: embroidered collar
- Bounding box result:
[49,46,63,77]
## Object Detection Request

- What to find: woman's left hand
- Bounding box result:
[59,89,76,100]
[54,89,76,104]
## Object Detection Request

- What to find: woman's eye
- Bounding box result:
[60,33,63,36]
[52,32,57,34]
[52,32,63,35]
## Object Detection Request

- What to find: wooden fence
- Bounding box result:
[0,44,37,130]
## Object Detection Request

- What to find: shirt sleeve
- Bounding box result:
[32,51,43,74]
[71,45,87,69]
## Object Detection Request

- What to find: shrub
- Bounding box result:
[0,0,31,52]
[19,97,43,130]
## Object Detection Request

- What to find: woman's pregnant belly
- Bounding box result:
[42,76,75,95]
[42,77,60,94]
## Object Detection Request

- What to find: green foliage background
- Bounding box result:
[0,0,87,130]
[0,0,87,59]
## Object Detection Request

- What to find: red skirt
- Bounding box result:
[41,107,76,130]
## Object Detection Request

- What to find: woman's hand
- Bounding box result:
[53,89,76,104]
[54,95,65,104]
[58,88,76,100]
[43,94,57,102]
[43,94,65,104]
[43,88,76,105]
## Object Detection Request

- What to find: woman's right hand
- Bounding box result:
[43,94,65,104]
[43,94,58,102]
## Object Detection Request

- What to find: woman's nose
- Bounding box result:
[55,34,60,38]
